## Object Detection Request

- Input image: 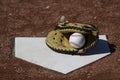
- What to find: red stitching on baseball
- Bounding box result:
[71,34,81,37]
[70,41,80,48]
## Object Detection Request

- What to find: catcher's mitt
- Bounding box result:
[46,16,99,55]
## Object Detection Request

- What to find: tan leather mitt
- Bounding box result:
[46,16,99,55]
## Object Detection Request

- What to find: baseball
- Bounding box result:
[69,33,85,48]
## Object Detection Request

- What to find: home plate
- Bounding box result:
[14,35,111,74]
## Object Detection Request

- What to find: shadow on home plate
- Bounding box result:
[80,39,116,56]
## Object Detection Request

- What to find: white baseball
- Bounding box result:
[69,33,85,48]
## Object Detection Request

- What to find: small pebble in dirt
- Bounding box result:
[117,58,120,62]
[9,13,12,16]
[46,6,50,9]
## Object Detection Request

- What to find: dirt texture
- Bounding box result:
[0,0,120,80]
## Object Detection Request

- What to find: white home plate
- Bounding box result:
[14,35,111,74]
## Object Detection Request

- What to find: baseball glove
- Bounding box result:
[46,16,99,55]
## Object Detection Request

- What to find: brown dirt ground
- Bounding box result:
[0,0,120,80]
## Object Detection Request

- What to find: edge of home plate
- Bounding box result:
[14,35,111,74]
